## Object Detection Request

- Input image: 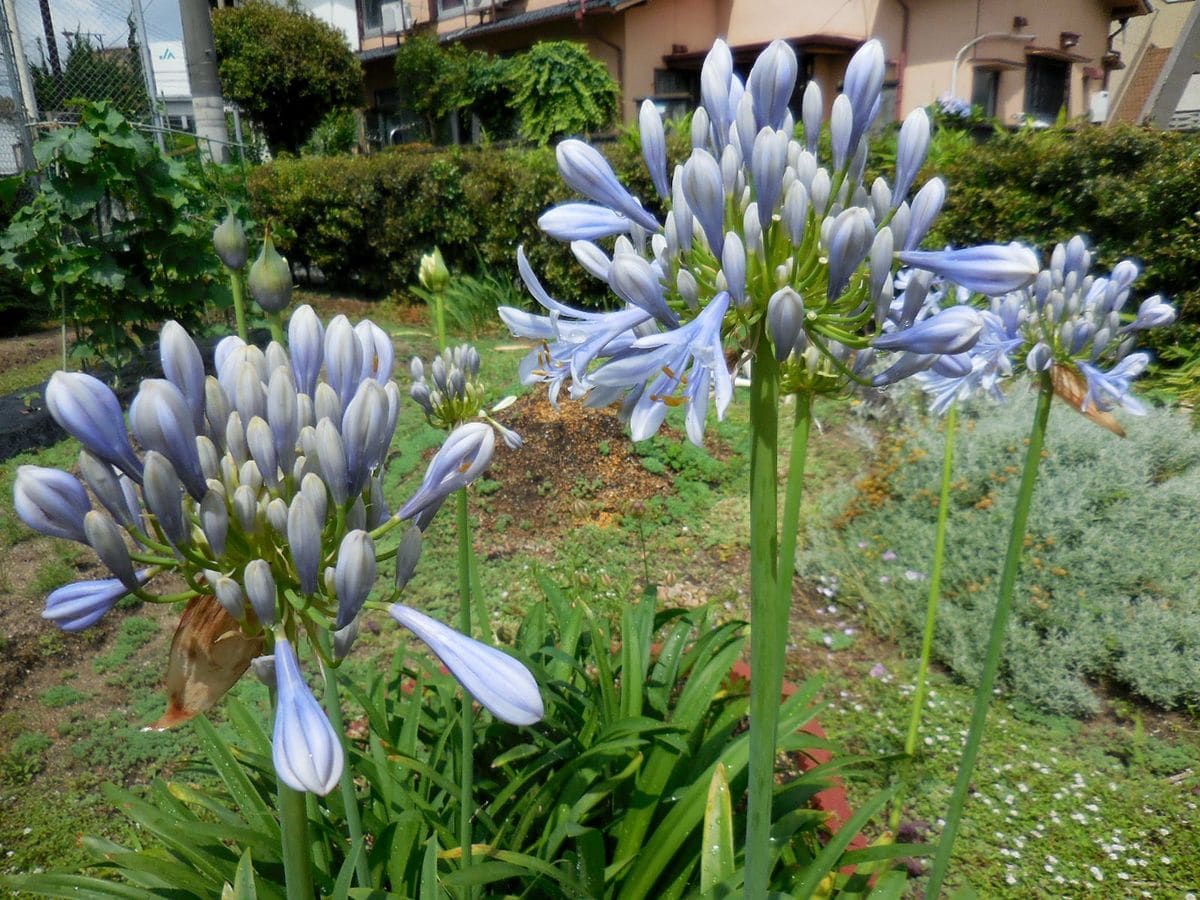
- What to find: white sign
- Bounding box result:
[150,41,189,100]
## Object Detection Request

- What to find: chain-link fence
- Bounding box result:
[0,2,30,174]
[0,0,189,172]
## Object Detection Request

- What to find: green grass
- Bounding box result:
[0,355,60,398]
[822,660,1200,896]
[39,684,89,708]
[92,616,158,674]
[0,731,51,785]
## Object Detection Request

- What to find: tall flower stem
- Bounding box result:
[456,487,476,896]
[892,403,958,835]
[745,341,780,900]
[926,376,1053,897]
[277,771,315,900]
[777,392,813,601]
[434,292,448,351]
[228,265,248,342]
[318,639,371,887]
[268,311,287,346]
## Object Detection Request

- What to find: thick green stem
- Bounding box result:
[268,311,287,346]
[745,344,780,900]
[277,777,315,900]
[228,266,248,342]
[456,488,475,896]
[777,393,813,599]
[925,376,1053,897]
[435,291,448,351]
[460,490,491,644]
[892,403,958,834]
[319,640,371,888]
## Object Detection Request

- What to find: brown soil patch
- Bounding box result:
[478,391,675,552]
[0,329,59,375]
[299,292,427,329]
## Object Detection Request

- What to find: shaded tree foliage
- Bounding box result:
[213,1,362,154]
[392,34,510,141]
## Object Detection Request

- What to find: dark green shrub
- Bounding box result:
[930,125,1200,361]
[213,0,362,154]
[0,179,42,336]
[247,127,689,304]
[507,41,619,145]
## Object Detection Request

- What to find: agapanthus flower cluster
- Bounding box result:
[15,306,542,796]
[897,236,1176,423]
[410,343,523,448]
[1017,235,1175,416]
[499,38,1039,445]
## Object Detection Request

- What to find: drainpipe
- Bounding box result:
[894,0,909,120]
[577,7,625,121]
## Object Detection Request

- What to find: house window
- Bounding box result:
[438,0,465,15]
[362,0,383,31]
[1025,56,1069,123]
[652,68,699,120]
[971,68,999,118]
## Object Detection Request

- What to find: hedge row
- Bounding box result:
[247,135,678,304]
[928,124,1200,355]
[250,124,1200,356]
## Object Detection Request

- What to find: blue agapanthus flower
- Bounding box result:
[499,37,1038,445]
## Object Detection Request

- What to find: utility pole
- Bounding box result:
[36,0,58,77]
[179,0,228,161]
[2,0,38,122]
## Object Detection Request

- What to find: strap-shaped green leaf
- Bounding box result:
[793,787,897,898]
[192,715,279,842]
[700,763,735,893]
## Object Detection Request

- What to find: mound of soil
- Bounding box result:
[481,392,674,544]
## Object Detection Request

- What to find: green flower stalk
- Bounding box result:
[419,247,450,349]
[497,33,1039,895]
[408,340,524,891]
[213,211,249,341]
[910,238,1177,896]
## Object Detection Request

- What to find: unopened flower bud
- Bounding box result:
[213,211,248,270]
[214,576,245,621]
[199,490,228,557]
[248,231,293,314]
[84,510,138,591]
[418,247,450,293]
[243,559,276,626]
[334,530,376,630]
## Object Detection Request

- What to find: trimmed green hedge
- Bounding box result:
[247,135,676,303]
[251,123,1200,362]
[929,124,1200,356]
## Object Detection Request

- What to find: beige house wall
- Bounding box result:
[357,0,1144,127]
[1107,0,1194,121]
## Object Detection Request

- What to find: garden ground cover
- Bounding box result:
[0,292,1196,896]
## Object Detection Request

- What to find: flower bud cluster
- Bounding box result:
[410,343,524,449]
[501,38,1038,443]
[410,344,483,428]
[1012,236,1175,416]
[17,305,545,794]
[30,306,400,637]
